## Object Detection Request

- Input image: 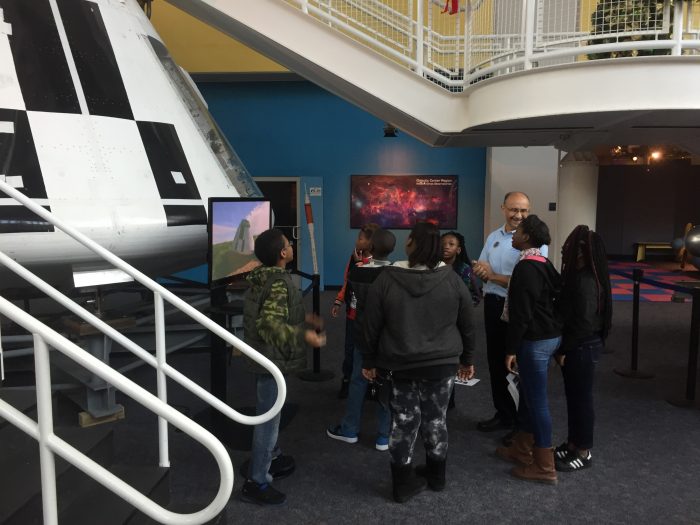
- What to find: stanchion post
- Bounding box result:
[298,273,334,382]
[615,269,654,379]
[685,289,700,401]
[668,288,700,408]
[312,273,321,374]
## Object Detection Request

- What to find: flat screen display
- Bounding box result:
[350,175,458,229]
[208,198,272,287]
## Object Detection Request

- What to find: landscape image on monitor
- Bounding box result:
[210,199,271,283]
[350,175,458,229]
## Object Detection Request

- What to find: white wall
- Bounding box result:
[486,146,561,264]
[557,151,599,254]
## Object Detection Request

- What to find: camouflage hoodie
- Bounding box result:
[243,265,307,374]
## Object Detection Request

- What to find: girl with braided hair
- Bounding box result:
[554,225,613,472]
[441,231,482,306]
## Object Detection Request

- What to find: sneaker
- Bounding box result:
[375,435,389,451]
[337,378,350,399]
[241,480,286,506]
[554,441,573,460]
[556,450,592,472]
[326,425,358,444]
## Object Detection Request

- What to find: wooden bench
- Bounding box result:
[634,241,673,262]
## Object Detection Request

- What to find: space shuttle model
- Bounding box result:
[0,0,259,287]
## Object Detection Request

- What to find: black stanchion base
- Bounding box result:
[667,397,700,409]
[613,368,654,379]
[297,369,334,382]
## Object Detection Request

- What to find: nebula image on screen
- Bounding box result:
[350,175,458,229]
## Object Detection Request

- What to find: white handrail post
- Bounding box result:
[524,0,535,70]
[672,0,684,56]
[463,1,471,87]
[33,334,58,525]
[301,0,308,15]
[416,0,424,76]
[154,291,170,468]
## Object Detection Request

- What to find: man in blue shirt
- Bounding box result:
[472,192,548,438]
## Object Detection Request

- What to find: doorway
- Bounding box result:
[254,178,300,274]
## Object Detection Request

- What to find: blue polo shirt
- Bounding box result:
[478,225,549,298]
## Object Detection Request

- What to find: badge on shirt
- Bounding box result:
[493,241,500,248]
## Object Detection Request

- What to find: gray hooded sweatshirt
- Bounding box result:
[362,263,475,372]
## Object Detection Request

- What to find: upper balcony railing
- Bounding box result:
[285,0,700,92]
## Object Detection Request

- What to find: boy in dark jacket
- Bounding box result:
[241,228,326,506]
[327,228,396,450]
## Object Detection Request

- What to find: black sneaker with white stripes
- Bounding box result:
[556,450,592,472]
[554,442,573,460]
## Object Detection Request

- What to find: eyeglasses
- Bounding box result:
[506,208,529,214]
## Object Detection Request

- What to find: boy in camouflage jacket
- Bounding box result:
[241,228,325,506]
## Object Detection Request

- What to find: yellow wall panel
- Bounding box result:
[149,2,287,73]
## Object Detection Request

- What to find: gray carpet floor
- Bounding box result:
[113,291,700,525]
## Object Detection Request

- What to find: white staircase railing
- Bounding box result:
[283,0,700,92]
[0,303,231,525]
[0,179,287,524]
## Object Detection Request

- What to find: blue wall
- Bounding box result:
[198,81,486,286]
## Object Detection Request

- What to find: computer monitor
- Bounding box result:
[208,197,272,288]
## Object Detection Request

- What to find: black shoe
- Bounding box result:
[501,429,517,447]
[241,480,286,506]
[477,415,512,432]
[337,378,350,399]
[239,455,296,481]
[554,441,573,460]
[555,450,592,472]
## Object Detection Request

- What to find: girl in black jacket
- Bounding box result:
[362,222,475,503]
[554,225,612,472]
[503,215,562,485]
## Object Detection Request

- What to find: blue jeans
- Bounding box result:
[249,374,282,484]
[516,336,562,448]
[341,318,355,379]
[561,337,603,449]
[339,345,391,438]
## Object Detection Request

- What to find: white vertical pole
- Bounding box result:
[34,334,58,525]
[672,0,684,56]
[463,1,471,83]
[416,0,424,75]
[301,0,308,14]
[524,0,535,70]
[154,292,170,468]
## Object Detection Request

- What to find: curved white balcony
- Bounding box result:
[166,0,700,149]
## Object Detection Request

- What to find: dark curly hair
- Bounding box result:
[520,215,551,248]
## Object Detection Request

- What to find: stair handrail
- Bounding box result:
[0,180,286,467]
[0,297,232,525]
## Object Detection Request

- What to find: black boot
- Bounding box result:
[415,455,446,491]
[390,463,427,503]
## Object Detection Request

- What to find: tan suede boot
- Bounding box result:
[510,447,558,485]
[495,432,534,466]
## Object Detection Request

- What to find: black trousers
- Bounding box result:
[484,294,517,423]
[561,337,603,449]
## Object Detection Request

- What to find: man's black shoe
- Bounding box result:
[501,429,517,446]
[476,416,512,432]
[239,454,296,481]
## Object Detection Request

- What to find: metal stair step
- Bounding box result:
[59,464,170,525]
[0,421,114,524]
